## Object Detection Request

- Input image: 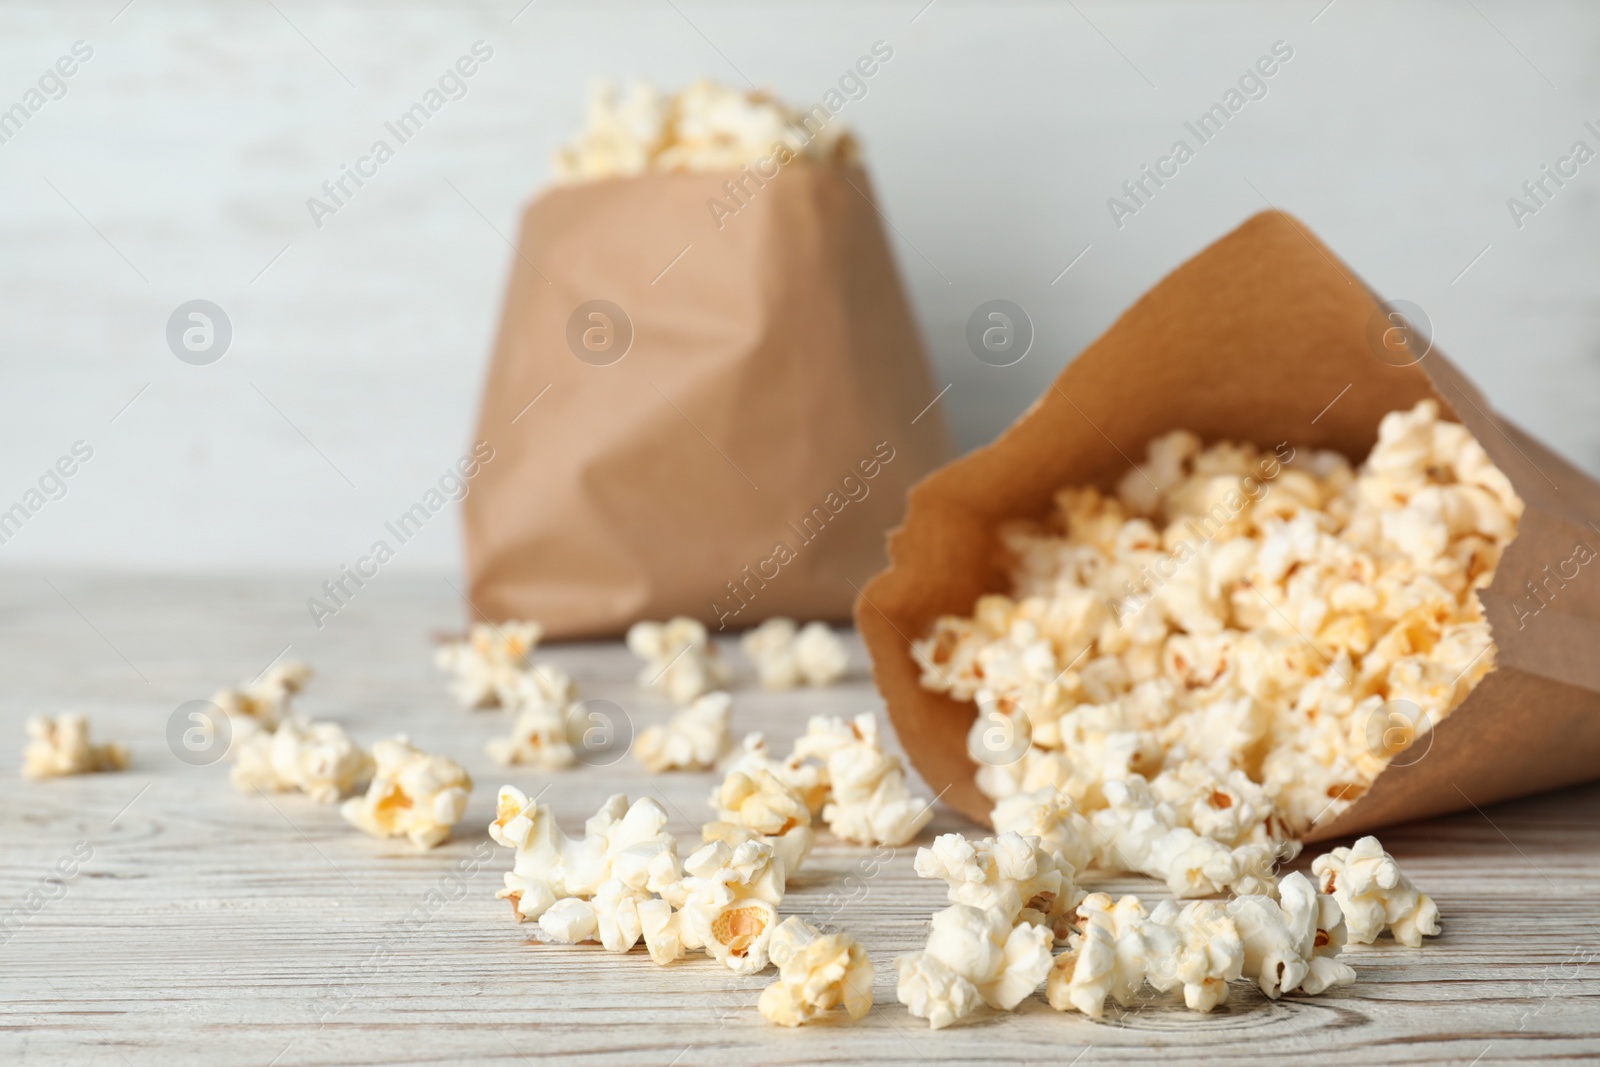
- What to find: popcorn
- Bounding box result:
[741,618,850,689]
[485,702,579,769]
[433,621,545,710]
[638,897,688,965]
[721,732,829,815]
[794,713,932,846]
[897,904,1055,1029]
[553,79,854,183]
[539,897,598,945]
[1226,872,1355,998]
[229,717,372,803]
[708,767,814,873]
[21,714,129,779]
[1046,893,1244,1018]
[213,659,312,734]
[989,789,1095,872]
[634,691,732,772]
[914,831,1083,940]
[626,617,732,705]
[1312,835,1441,947]
[490,789,678,921]
[340,737,472,850]
[677,838,786,974]
[758,917,874,1027]
[912,400,1521,875]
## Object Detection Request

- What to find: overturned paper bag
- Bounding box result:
[466,162,951,640]
[857,209,1600,843]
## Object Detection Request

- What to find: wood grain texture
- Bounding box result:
[2,572,1598,1066]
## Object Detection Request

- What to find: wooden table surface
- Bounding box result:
[2,572,1598,1066]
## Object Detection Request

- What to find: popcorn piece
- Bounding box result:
[796,713,932,846]
[553,79,854,183]
[758,917,874,1027]
[634,691,732,772]
[990,789,1095,873]
[638,897,688,965]
[1226,872,1355,998]
[708,767,814,872]
[914,831,1083,940]
[897,904,1054,1029]
[340,737,472,850]
[539,897,598,944]
[627,617,732,705]
[741,618,850,689]
[485,702,579,769]
[489,789,678,921]
[721,732,829,815]
[1312,835,1441,947]
[591,878,652,952]
[678,838,785,974]
[913,400,1522,854]
[433,621,545,709]
[229,717,372,803]
[21,714,128,779]
[213,659,313,734]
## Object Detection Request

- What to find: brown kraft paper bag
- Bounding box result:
[856,209,1600,843]
[465,162,952,640]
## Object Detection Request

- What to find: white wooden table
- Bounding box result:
[2,573,1598,1066]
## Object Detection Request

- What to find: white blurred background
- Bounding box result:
[2,0,1597,572]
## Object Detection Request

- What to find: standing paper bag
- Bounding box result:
[858,210,1600,842]
[466,162,951,640]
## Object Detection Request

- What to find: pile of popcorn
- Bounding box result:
[552,79,854,182]
[912,401,1521,894]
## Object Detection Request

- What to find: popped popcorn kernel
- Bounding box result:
[634,691,732,772]
[897,903,1054,1029]
[914,831,1084,941]
[741,617,850,689]
[213,659,312,734]
[340,736,472,850]
[434,621,546,710]
[796,712,932,846]
[627,617,732,705]
[229,717,372,803]
[21,714,128,779]
[485,702,579,769]
[1311,835,1441,947]
[758,917,874,1027]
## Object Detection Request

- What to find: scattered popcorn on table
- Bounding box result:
[741,618,850,689]
[1312,835,1441,947]
[434,621,546,710]
[340,737,472,850]
[634,691,732,772]
[758,916,874,1027]
[552,79,855,183]
[912,400,1522,880]
[229,717,372,803]
[21,714,128,779]
[915,831,1084,941]
[627,617,732,705]
[213,659,312,734]
[793,713,932,846]
[896,903,1055,1029]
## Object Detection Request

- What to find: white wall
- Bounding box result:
[2,0,1597,572]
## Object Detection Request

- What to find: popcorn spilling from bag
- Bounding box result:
[913,401,1522,891]
[21,713,128,779]
[341,736,472,850]
[553,79,854,182]
[741,617,851,689]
